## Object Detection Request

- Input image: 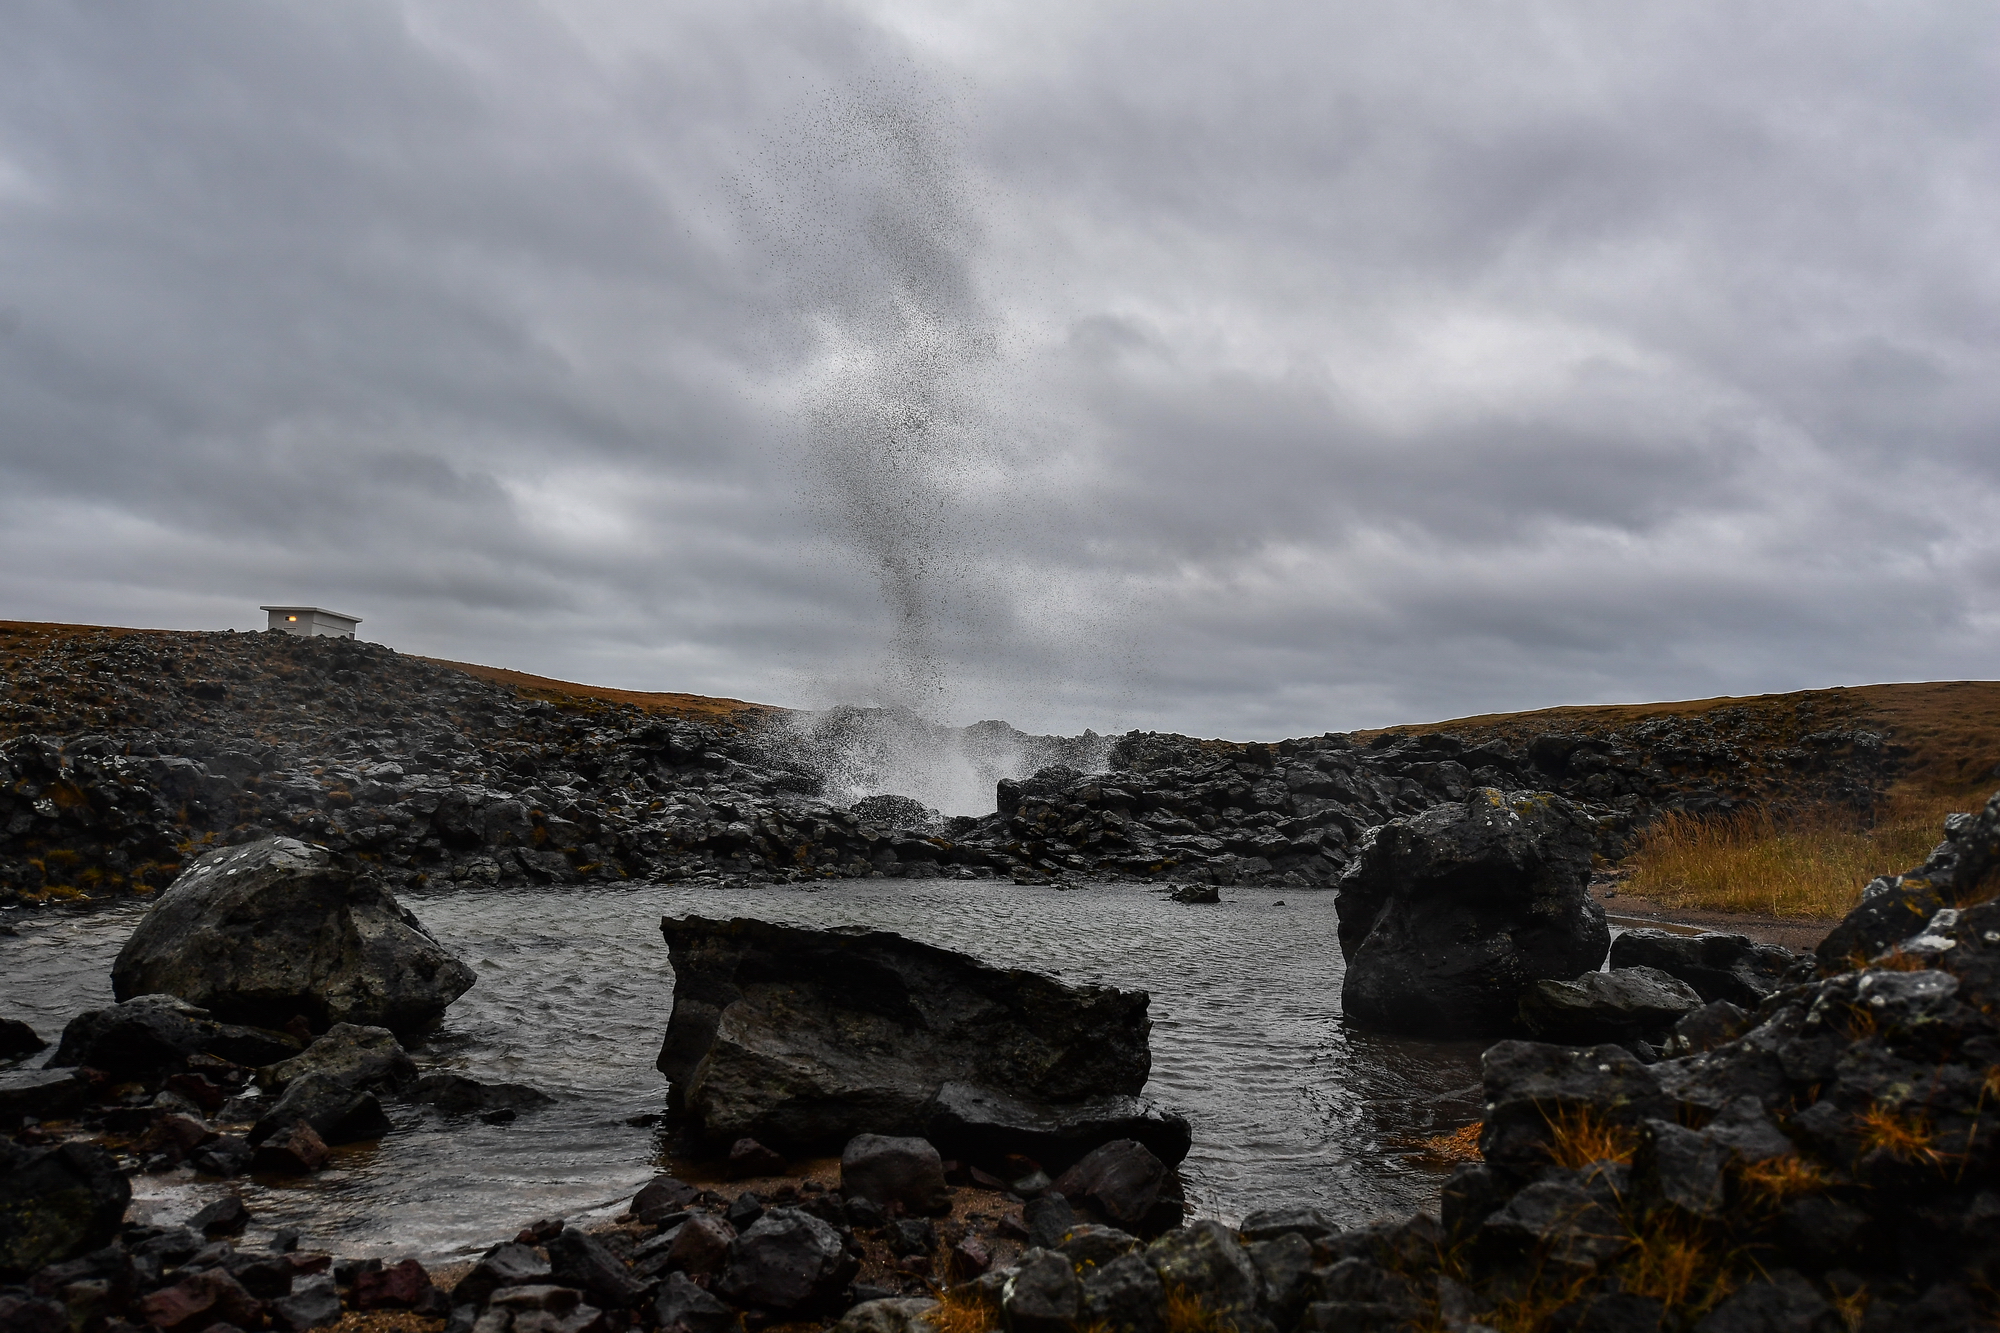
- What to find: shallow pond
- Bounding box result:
[0,880,1484,1260]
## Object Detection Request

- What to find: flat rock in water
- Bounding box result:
[0,1018,46,1061]
[1335,789,1609,1036]
[259,1023,416,1093]
[410,1072,553,1116]
[656,915,1154,1152]
[926,1080,1192,1172]
[1517,966,1703,1042]
[111,837,475,1034]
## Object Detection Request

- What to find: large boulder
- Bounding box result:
[656,916,1155,1152]
[0,1141,131,1280]
[1335,790,1610,1035]
[47,995,299,1077]
[111,838,475,1033]
[714,1207,858,1315]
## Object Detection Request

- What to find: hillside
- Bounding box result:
[0,619,1993,914]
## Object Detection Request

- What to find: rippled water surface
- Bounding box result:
[0,882,1483,1259]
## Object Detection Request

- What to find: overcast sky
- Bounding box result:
[3,2,1996,740]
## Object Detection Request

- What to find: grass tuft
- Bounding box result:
[1405,1121,1484,1165]
[1161,1284,1238,1333]
[1541,1104,1638,1170]
[1855,1102,1953,1172]
[1622,790,1974,919]
[923,1285,996,1333]
[1737,1154,1830,1204]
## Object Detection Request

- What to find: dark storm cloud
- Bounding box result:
[2,0,1996,740]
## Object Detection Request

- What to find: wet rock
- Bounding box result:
[354,1258,441,1311]
[1236,1207,1338,1243]
[250,1121,329,1175]
[190,1134,254,1177]
[841,1134,951,1216]
[268,1274,341,1331]
[835,1295,940,1333]
[1080,1251,1166,1333]
[714,1207,858,1315]
[654,1271,738,1333]
[137,1267,263,1333]
[1477,1041,1672,1179]
[1608,929,1797,1008]
[189,1196,250,1237]
[47,994,299,1076]
[111,837,476,1033]
[487,1284,605,1333]
[260,1023,416,1093]
[0,1067,86,1128]
[411,1072,553,1117]
[452,1241,552,1308]
[1477,1168,1627,1270]
[546,1228,646,1310]
[1517,966,1703,1043]
[1002,1249,1083,1333]
[725,1193,765,1231]
[926,1081,1192,1172]
[0,1141,131,1280]
[0,1293,65,1333]
[1052,1139,1183,1237]
[663,1215,737,1280]
[0,1017,46,1060]
[728,1137,786,1178]
[1169,884,1219,904]
[657,916,1152,1151]
[631,1174,702,1226]
[250,1072,391,1145]
[1335,790,1609,1035]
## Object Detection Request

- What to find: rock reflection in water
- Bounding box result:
[0,881,1481,1259]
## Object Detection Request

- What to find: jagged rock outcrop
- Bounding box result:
[110,837,475,1033]
[1333,790,1610,1035]
[655,916,1179,1163]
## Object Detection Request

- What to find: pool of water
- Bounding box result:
[0,880,1484,1260]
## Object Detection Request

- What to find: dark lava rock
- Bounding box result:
[728,1136,787,1177]
[1144,1220,1261,1317]
[0,1067,86,1128]
[927,1081,1191,1172]
[1693,1271,1840,1332]
[656,916,1152,1151]
[1169,884,1219,904]
[1003,1249,1083,1333]
[250,1121,329,1174]
[714,1206,859,1315]
[1335,789,1609,1035]
[1517,966,1703,1042]
[1023,1192,1078,1250]
[250,1072,391,1145]
[655,1271,737,1333]
[452,1241,551,1307]
[48,994,299,1076]
[1050,1139,1183,1237]
[1477,1040,1672,1178]
[663,1214,736,1280]
[189,1134,255,1177]
[1080,1251,1166,1333]
[1608,929,1796,1007]
[410,1072,553,1116]
[1237,1207,1338,1243]
[259,1023,416,1093]
[0,1017,46,1060]
[111,837,476,1033]
[189,1195,251,1237]
[631,1174,702,1226]
[269,1274,341,1332]
[0,1141,131,1280]
[1662,999,1752,1057]
[353,1258,441,1311]
[138,1267,262,1333]
[547,1228,646,1309]
[840,1134,950,1216]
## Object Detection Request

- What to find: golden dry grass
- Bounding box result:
[1622,788,1974,919]
[1855,1102,1950,1170]
[1541,1104,1639,1171]
[1613,1214,1737,1315]
[1737,1154,1831,1205]
[1161,1284,1239,1333]
[923,1285,997,1333]
[1404,1121,1484,1165]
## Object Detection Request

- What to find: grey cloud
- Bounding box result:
[1,0,1997,745]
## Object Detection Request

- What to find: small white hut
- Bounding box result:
[261,606,362,639]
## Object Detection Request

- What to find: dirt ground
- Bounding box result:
[1591,881,1836,953]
